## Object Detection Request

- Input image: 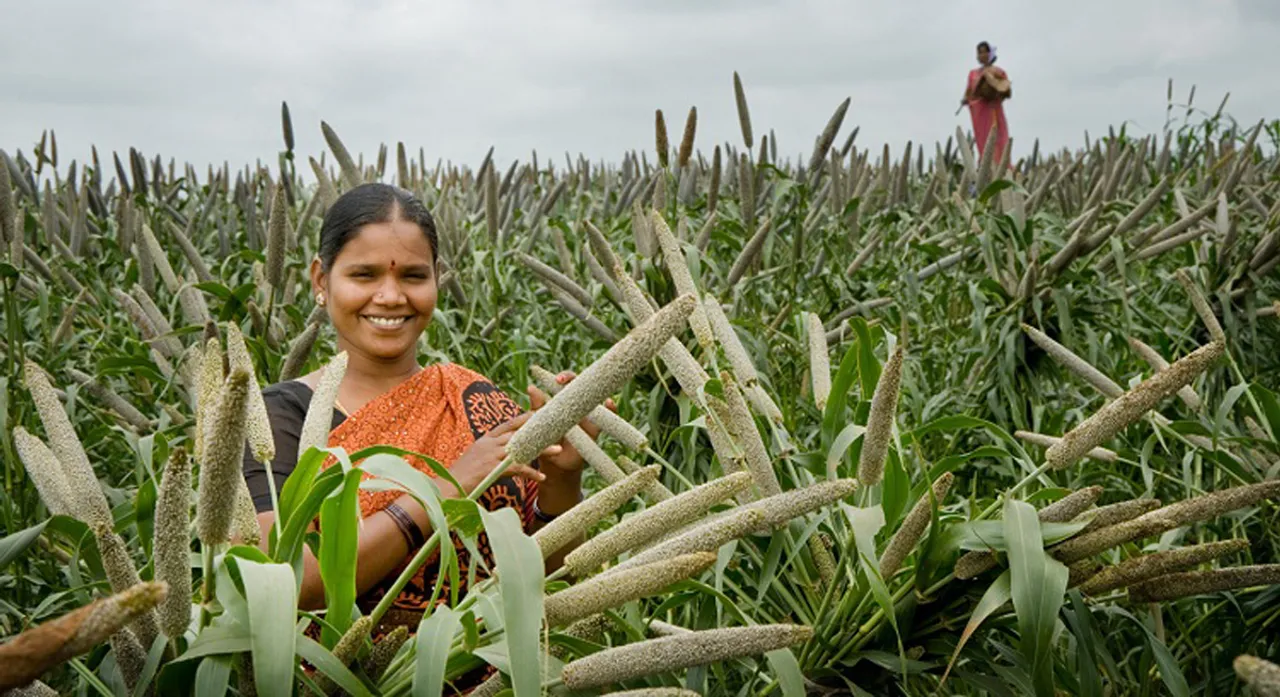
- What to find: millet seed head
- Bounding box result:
[197,369,251,546]
[880,472,953,579]
[1128,564,1280,603]
[807,312,832,410]
[1079,538,1250,595]
[506,294,695,464]
[154,447,193,640]
[565,471,753,576]
[22,360,113,528]
[1133,480,1280,529]
[1234,655,1280,696]
[859,344,904,486]
[12,426,74,517]
[225,322,274,465]
[533,465,660,559]
[561,624,812,689]
[1045,341,1224,469]
[298,352,348,457]
[1021,323,1123,398]
[606,508,765,576]
[547,552,716,627]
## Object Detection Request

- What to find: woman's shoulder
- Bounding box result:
[261,380,315,412]
[437,363,501,390]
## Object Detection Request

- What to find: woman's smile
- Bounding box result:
[363,314,413,329]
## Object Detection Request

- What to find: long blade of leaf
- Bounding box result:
[1003,498,1068,697]
[237,558,298,696]
[478,507,544,697]
[414,606,462,697]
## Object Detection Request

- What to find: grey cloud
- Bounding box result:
[1,0,1276,174]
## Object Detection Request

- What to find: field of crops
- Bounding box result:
[1,77,1279,696]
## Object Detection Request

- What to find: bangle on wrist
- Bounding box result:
[533,490,584,523]
[384,502,426,549]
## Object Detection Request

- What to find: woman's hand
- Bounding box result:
[526,370,614,474]
[448,412,554,495]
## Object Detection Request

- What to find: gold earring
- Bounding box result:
[316,293,326,306]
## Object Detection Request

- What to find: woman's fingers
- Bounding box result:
[527,385,550,411]
[556,370,576,385]
[539,444,564,458]
[488,410,532,436]
[504,463,546,482]
[578,417,601,440]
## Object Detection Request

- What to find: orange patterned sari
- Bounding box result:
[322,363,538,634]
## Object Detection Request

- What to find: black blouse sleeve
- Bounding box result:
[242,381,346,513]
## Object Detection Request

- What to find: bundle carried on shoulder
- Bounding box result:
[975,67,1012,101]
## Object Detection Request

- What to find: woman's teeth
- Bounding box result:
[366,316,409,328]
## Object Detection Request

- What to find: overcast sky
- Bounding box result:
[3,0,1277,175]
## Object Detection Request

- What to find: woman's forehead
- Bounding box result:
[336,220,434,264]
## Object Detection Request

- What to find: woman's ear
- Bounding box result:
[309,256,326,302]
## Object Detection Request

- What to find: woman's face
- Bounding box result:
[313,218,437,364]
[977,46,991,66]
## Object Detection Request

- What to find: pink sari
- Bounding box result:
[967,67,1010,165]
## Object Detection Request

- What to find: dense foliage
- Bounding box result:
[1,80,1279,696]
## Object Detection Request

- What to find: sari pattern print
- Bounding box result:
[320,363,538,630]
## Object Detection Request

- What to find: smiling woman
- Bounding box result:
[240,184,598,682]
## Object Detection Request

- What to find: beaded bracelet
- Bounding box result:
[384,502,426,549]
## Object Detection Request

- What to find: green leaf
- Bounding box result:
[822,339,863,446]
[130,633,169,697]
[1248,384,1280,437]
[907,415,1016,445]
[825,422,865,480]
[275,466,343,567]
[134,478,157,559]
[296,635,375,697]
[1214,382,1250,437]
[0,519,50,569]
[177,623,252,662]
[1062,590,1104,697]
[1003,498,1068,697]
[880,450,910,531]
[319,468,363,645]
[979,179,1015,205]
[852,318,880,398]
[942,570,1011,685]
[235,559,297,696]
[347,444,464,497]
[414,606,462,697]
[277,447,328,524]
[193,657,233,697]
[765,644,807,697]
[478,507,545,697]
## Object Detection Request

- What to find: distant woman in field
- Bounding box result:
[962,41,1012,165]
[242,184,596,647]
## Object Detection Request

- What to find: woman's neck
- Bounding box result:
[337,341,423,401]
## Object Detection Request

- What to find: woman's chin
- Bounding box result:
[353,338,418,362]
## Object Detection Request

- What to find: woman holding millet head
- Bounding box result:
[962,40,1012,165]
[240,184,597,642]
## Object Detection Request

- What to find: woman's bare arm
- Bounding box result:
[254,493,432,610]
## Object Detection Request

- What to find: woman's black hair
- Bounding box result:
[317,183,439,271]
[977,41,991,52]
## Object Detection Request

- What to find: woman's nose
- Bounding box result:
[374,277,406,303]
